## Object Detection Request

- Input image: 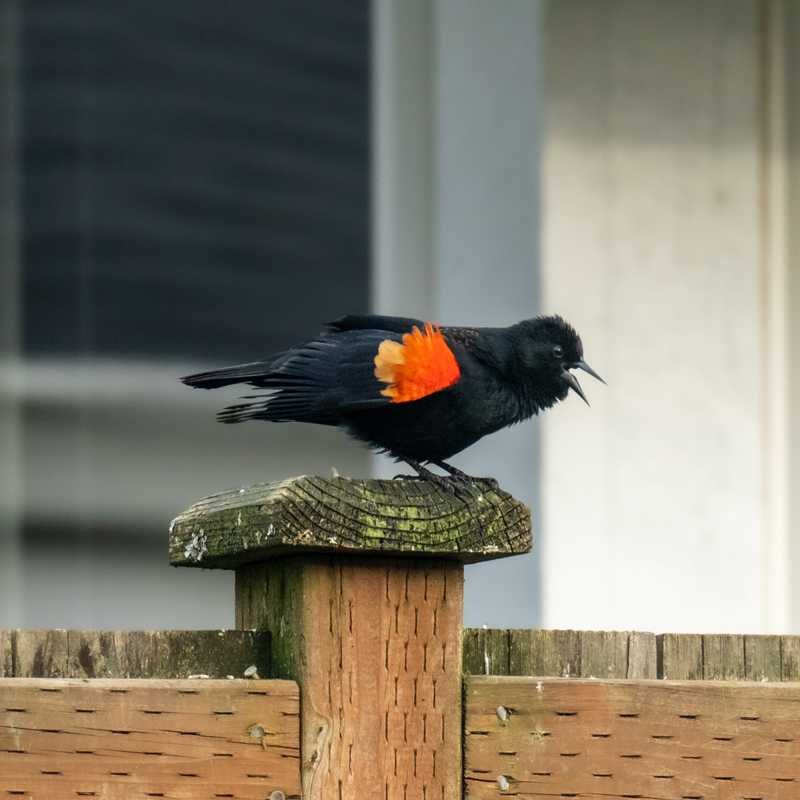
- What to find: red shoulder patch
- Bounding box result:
[373,322,461,403]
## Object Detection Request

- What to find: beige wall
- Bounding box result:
[787,0,800,629]
[541,0,792,633]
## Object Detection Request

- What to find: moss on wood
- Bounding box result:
[170,475,532,568]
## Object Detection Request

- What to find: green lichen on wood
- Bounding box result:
[170,475,532,568]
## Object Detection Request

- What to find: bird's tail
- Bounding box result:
[180,357,284,390]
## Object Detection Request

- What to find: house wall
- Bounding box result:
[786,0,800,629]
[541,0,789,633]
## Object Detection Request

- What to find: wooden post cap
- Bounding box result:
[169,475,532,568]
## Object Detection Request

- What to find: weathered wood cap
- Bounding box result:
[169,475,532,568]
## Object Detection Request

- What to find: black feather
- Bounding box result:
[205,330,398,426]
[327,314,426,334]
[181,357,284,389]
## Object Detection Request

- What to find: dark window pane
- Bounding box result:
[21,0,370,360]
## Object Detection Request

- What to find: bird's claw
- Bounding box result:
[392,472,462,495]
[391,472,498,497]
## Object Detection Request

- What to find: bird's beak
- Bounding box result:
[562,361,605,406]
[561,369,590,406]
[575,360,606,385]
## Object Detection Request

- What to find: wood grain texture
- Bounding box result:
[657,633,704,680]
[579,630,629,679]
[745,634,782,682]
[0,678,300,799]
[703,634,746,680]
[469,629,655,679]
[627,631,657,679]
[781,636,800,679]
[508,629,581,678]
[1,630,269,679]
[465,676,800,799]
[237,556,464,800]
[170,475,531,567]
[0,629,11,677]
[13,629,68,678]
[464,628,510,676]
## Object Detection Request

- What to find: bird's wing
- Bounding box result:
[182,321,465,425]
[207,331,392,425]
[327,314,427,334]
[329,314,484,348]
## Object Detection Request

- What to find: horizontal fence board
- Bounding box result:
[464,676,800,799]
[0,678,300,799]
[1,630,269,679]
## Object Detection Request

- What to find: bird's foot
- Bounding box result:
[432,462,500,490]
[392,459,463,495]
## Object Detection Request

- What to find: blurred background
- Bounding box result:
[0,0,798,635]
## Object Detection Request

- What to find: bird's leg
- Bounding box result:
[393,457,441,481]
[432,460,499,489]
[393,458,463,495]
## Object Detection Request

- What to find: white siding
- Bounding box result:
[541,0,781,633]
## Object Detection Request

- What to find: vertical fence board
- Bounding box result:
[627,630,657,678]
[657,632,703,679]
[149,630,269,679]
[579,629,629,678]
[781,636,800,680]
[0,629,10,677]
[463,627,509,675]
[1,630,269,678]
[703,634,745,680]
[744,634,782,681]
[67,630,147,678]
[508,628,581,677]
[13,629,68,677]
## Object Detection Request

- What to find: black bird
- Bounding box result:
[181,314,604,482]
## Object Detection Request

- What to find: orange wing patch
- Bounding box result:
[374,322,461,403]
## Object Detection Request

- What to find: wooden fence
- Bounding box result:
[463,628,797,681]
[2,475,799,799]
[465,676,800,799]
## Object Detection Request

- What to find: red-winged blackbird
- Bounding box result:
[181,314,604,482]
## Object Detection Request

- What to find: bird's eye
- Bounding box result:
[553,345,564,359]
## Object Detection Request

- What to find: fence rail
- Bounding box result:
[464,676,800,799]
[0,677,300,800]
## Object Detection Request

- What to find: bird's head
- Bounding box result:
[511,315,605,409]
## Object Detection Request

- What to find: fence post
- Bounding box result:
[170,475,531,799]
